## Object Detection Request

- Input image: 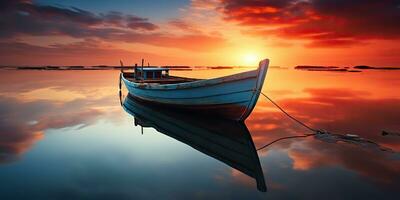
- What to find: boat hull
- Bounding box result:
[122,59,269,121]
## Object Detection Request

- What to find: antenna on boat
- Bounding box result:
[120,60,124,72]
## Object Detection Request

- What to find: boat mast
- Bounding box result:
[134,63,138,80]
[141,58,144,80]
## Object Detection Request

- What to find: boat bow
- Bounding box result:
[239,59,269,120]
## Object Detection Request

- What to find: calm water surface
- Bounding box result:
[0,67,399,199]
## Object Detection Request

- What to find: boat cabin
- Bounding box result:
[123,66,200,84]
[136,67,169,80]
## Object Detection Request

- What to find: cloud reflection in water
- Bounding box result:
[0,68,399,199]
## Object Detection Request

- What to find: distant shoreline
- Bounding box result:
[1,65,399,72]
[0,65,259,71]
[295,65,400,72]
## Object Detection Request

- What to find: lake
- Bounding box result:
[0,67,399,199]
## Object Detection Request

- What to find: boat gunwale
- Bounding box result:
[122,68,258,91]
[128,89,254,100]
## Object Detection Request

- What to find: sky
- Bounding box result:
[1,0,399,66]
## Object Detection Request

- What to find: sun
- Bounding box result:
[242,53,259,66]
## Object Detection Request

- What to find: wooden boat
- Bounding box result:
[120,93,267,192]
[121,59,269,121]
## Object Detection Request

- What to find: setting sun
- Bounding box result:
[242,53,260,66]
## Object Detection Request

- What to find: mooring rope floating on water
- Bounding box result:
[256,91,319,151]
[260,92,317,133]
[256,134,315,151]
[257,92,396,153]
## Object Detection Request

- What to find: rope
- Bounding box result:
[257,92,394,153]
[256,92,320,151]
[256,134,316,151]
[260,92,317,132]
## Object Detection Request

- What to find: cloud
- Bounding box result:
[220,0,400,47]
[0,0,158,38]
[168,19,202,33]
[120,33,226,52]
[0,40,168,65]
[0,0,226,52]
[191,0,221,10]
[125,15,159,31]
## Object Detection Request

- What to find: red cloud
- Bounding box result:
[221,0,400,47]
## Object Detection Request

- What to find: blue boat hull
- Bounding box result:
[122,59,269,121]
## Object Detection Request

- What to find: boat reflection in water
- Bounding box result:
[121,92,267,192]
